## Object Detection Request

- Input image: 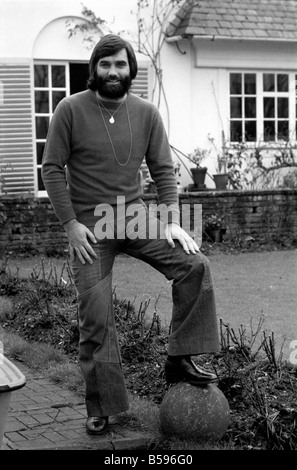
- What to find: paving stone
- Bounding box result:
[2,360,153,451]
[4,431,29,442]
[14,414,40,427]
[5,420,27,433]
[32,413,56,425]
[41,431,69,443]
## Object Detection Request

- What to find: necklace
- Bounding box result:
[95,95,133,167]
[96,96,126,124]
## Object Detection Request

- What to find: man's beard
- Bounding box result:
[94,74,132,99]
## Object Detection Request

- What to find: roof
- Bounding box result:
[166,0,297,42]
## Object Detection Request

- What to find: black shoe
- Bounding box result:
[86,416,109,435]
[165,357,218,385]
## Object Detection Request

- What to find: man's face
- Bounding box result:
[94,48,131,99]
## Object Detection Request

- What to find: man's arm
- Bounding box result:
[42,100,97,264]
[41,99,76,225]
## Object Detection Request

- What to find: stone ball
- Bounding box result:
[159,382,230,442]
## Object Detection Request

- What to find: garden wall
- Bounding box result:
[0,189,296,256]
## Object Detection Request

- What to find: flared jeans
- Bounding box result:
[71,200,220,417]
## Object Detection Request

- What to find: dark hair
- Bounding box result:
[87,34,138,90]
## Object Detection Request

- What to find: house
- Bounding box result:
[162,0,297,188]
[1,0,297,195]
[0,0,150,196]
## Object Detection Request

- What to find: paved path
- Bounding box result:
[1,361,153,451]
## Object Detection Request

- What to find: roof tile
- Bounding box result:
[166,0,297,41]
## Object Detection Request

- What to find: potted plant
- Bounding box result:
[203,213,226,243]
[173,160,183,193]
[208,134,229,190]
[213,156,229,190]
[187,147,210,189]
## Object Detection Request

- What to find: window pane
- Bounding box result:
[277,74,288,92]
[34,64,48,87]
[52,91,65,111]
[231,97,242,118]
[36,142,45,165]
[230,73,242,94]
[37,168,45,191]
[244,74,256,94]
[264,97,275,118]
[230,121,242,141]
[264,121,275,141]
[35,116,49,139]
[278,97,288,118]
[34,90,49,113]
[52,65,65,87]
[263,74,275,92]
[245,121,256,141]
[278,121,289,140]
[245,97,256,118]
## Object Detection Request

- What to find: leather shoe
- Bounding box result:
[86,416,109,435]
[165,357,218,385]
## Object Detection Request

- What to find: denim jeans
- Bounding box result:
[71,200,220,417]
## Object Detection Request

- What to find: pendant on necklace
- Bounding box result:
[109,116,115,124]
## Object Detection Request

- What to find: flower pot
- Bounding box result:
[205,228,224,243]
[0,354,26,448]
[190,167,207,189]
[213,173,228,190]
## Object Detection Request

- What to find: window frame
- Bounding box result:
[228,71,296,144]
[34,60,70,196]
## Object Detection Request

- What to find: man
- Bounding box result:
[42,34,220,436]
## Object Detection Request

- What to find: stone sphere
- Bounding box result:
[159,382,230,442]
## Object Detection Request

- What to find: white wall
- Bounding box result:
[159,39,194,187]
[0,0,138,58]
[194,38,297,70]
[161,39,227,188]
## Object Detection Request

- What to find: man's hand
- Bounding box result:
[165,223,200,254]
[64,219,97,264]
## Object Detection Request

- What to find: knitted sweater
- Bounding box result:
[42,90,179,227]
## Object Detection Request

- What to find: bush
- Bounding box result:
[281,169,297,188]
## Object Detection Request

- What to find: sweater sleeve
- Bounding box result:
[41,99,77,225]
[145,108,180,225]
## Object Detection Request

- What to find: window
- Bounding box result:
[263,73,289,141]
[34,63,68,191]
[230,73,257,142]
[34,62,89,192]
[229,72,293,143]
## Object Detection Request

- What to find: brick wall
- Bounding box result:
[0,197,68,256]
[180,189,297,243]
[0,189,296,255]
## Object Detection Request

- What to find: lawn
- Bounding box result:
[6,247,297,362]
[112,250,297,362]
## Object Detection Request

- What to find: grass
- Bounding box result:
[5,247,296,361]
